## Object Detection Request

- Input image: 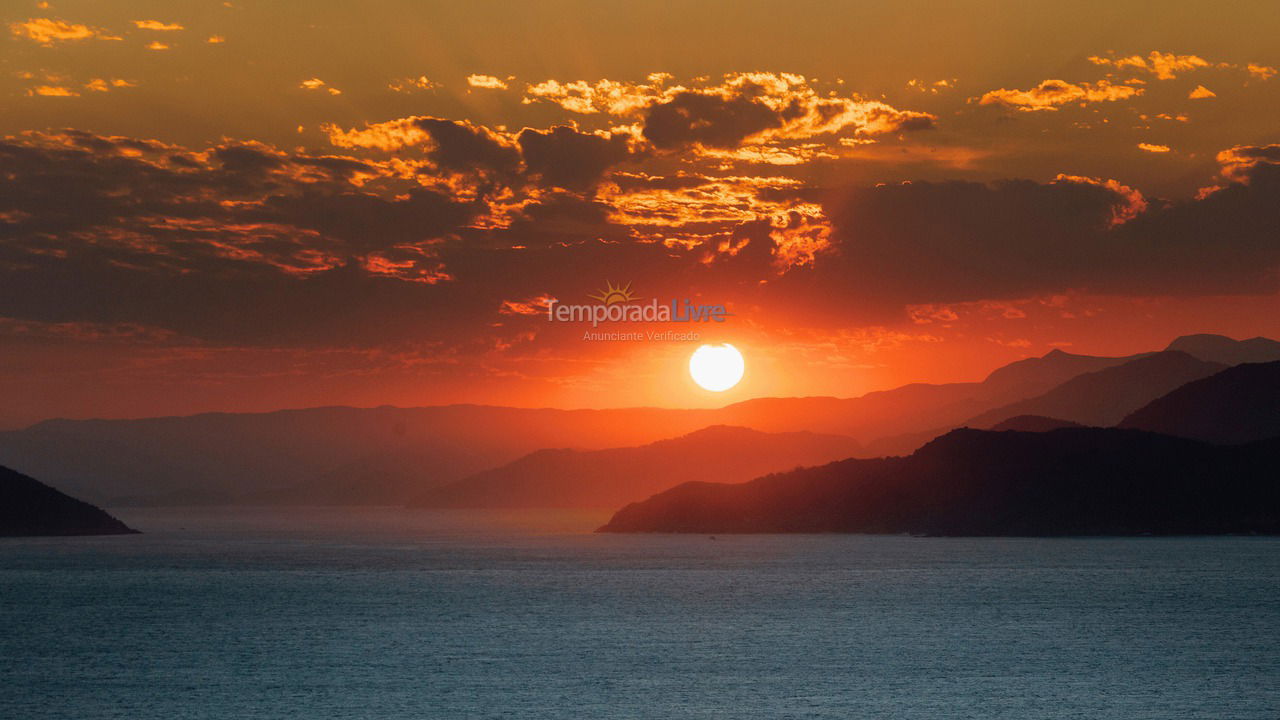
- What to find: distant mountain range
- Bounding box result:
[1165,334,1280,366]
[598,427,1280,535]
[1120,360,1280,444]
[988,415,1084,432]
[414,426,862,509]
[964,351,1226,429]
[1,333,1277,508]
[0,465,137,537]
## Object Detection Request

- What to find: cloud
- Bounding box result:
[146,41,170,51]
[83,78,135,92]
[499,295,556,315]
[0,130,497,345]
[300,78,341,95]
[134,20,184,31]
[411,117,521,176]
[3,125,1279,361]
[323,117,634,193]
[10,17,111,45]
[640,75,932,151]
[516,126,635,190]
[388,76,437,93]
[1087,52,1209,80]
[643,91,783,149]
[1138,143,1171,153]
[907,78,957,94]
[978,79,1141,111]
[28,85,78,97]
[787,162,1280,313]
[207,35,225,44]
[467,74,508,90]
[524,73,675,115]
[1246,63,1277,80]
[524,72,933,154]
[1215,144,1280,183]
[1188,84,1216,99]
[1090,52,1276,82]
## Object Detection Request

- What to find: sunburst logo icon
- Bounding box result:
[588,280,640,305]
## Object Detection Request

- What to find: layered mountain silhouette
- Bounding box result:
[0,406,722,505]
[989,415,1084,432]
[964,351,1226,429]
[414,425,862,509]
[599,428,1280,535]
[0,333,1272,506]
[1119,361,1280,445]
[1,465,137,537]
[1165,334,1280,366]
[979,348,1143,398]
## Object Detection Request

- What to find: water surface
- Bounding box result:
[2,508,1277,719]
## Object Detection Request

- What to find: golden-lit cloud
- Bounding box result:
[10,17,110,45]
[133,20,184,31]
[524,73,676,115]
[28,85,78,97]
[695,144,836,166]
[1090,52,1277,83]
[300,78,341,95]
[467,74,508,90]
[1246,63,1277,80]
[207,35,225,44]
[323,117,432,151]
[84,77,135,92]
[768,209,833,270]
[978,79,1141,111]
[146,40,170,51]
[1052,175,1147,225]
[906,78,957,94]
[1188,84,1216,99]
[499,295,557,315]
[599,172,803,230]
[525,72,933,153]
[389,76,438,93]
[1138,143,1171,153]
[1088,52,1209,80]
[1215,144,1280,182]
[362,245,452,284]
[20,72,135,96]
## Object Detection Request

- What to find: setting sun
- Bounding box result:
[689,344,745,392]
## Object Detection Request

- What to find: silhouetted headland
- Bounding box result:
[0,465,138,537]
[598,428,1280,535]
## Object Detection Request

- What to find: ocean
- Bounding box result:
[2,507,1278,719]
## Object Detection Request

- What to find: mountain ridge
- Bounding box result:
[414,425,862,509]
[599,427,1280,535]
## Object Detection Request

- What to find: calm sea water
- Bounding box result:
[1,508,1278,719]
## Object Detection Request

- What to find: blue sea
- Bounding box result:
[2,508,1278,719]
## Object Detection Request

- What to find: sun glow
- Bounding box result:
[689,343,745,392]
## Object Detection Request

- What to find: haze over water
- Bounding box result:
[2,508,1277,719]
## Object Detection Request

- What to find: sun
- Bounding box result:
[689,344,745,392]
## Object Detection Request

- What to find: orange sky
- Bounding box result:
[2,0,1280,427]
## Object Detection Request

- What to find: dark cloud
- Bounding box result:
[517,126,634,190]
[1217,144,1280,182]
[781,166,1280,315]
[412,117,521,175]
[643,92,783,149]
[3,128,1279,354]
